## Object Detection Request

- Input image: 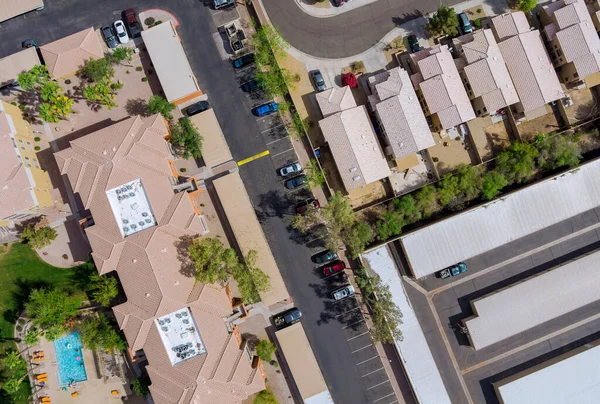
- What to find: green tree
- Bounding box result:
[426,5,459,37]
[25,288,83,339]
[78,314,126,351]
[393,195,422,224]
[346,221,374,259]
[437,174,460,207]
[481,171,508,200]
[536,135,582,170]
[256,339,277,362]
[111,47,133,65]
[455,164,483,201]
[17,65,50,90]
[496,141,539,184]
[147,95,176,120]
[84,77,119,109]
[20,224,58,249]
[3,351,26,373]
[519,0,537,12]
[24,327,42,346]
[305,159,326,189]
[82,57,115,82]
[40,81,61,102]
[233,250,271,304]
[254,24,289,64]
[413,185,440,218]
[132,376,150,397]
[254,388,278,404]
[89,274,119,306]
[376,211,404,241]
[170,118,203,159]
[188,238,238,284]
[256,69,289,98]
[38,103,60,123]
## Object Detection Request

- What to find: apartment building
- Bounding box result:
[40,27,103,78]
[0,100,53,227]
[540,0,600,86]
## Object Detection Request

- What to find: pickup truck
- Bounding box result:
[213,0,235,9]
[438,263,467,280]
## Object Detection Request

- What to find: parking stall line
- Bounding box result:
[347,331,370,341]
[270,148,295,158]
[361,367,385,378]
[356,356,379,366]
[352,344,373,354]
[366,380,390,391]
[336,306,360,318]
[266,137,288,146]
[373,393,397,403]
[262,123,286,134]
[342,319,365,329]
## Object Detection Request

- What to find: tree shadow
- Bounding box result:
[240,332,260,351]
[254,189,296,222]
[125,98,149,117]
[174,235,197,278]
[5,278,52,324]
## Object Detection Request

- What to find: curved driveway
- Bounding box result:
[262,0,463,58]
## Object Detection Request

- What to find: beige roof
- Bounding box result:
[275,323,329,400]
[54,115,263,404]
[319,105,391,191]
[0,48,40,87]
[497,29,565,112]
[491,12,530,41]
[188,109,233,168]
[315,86,357,118]
[543,0,600,78]
[141,21,200,102]
[410,46,476,129]
[0,0,43,23]
[212,171,289,308]
[453,30,520,112]
[368,67,434,159]
[0,106,34,220]
[40,27,103,78]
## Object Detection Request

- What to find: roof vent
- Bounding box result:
[112,147,116,152]
[146,293,150,297]
[353,175,362,181]
[174,281,179,286]
[132,259,137,263]
[102,150,107,155]
[350,167,357,172]
[162,248,167,253]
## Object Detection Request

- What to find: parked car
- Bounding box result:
[279,162,302,177]
[333,0,346,6]
[214,0,235,9]
[407,35,420,53]
[438,262,467,280]
[113,20,130,44]
[296,198,320,215]
[273,308,302,329]
[310,70,326,92]
[122,8,142,38]
[322,260,346,277]
[331,284,355,300]
[313,249,338,264]
[284,174,307,189]
[232,53,255,68]
[185,101,210,117]
[21,39,38,49]
[254,101,278,117]
[241,79,259,92]
[458,13,473,34]
[101,25,118,49]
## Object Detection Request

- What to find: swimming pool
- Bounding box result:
[54,332,88,387]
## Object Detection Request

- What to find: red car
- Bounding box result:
[122,8,142,38]
[296,198,320,214]
[322,260,346,277]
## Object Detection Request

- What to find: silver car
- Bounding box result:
[331,285,355,300]
[114,20,129,44]
[279,162,302,177]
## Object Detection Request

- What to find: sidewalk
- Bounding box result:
[294,0,379,18]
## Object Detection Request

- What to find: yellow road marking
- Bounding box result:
[237,150,270,166]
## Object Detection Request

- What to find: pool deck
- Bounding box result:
[32,336,129,403]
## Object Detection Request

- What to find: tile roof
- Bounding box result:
[319,105,390,191]
[368,67,434,159]
[53,115,263,404]
[497,29,565,112]
[491,12,530,41]
[454,29,520,112]
[40,27,103,78]
[315,86,357,118]
[410,46,475,129]
[0,0,43,23]
[544,0,600,78]
[0,47,40,88]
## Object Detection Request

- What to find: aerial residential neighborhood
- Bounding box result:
[1,0,600,403]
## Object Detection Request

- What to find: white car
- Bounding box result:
[331,285,355,301]
[113,20,129,44]
[278,162,302,177]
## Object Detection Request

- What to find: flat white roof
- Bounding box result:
[141,21,200,102]
[106,179,157,237]
[496,343,600,404]
[156,307,206,366]
[362,246,451,404]
[400,158,600,278]
[465,249,600,350]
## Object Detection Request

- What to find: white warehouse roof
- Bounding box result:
[363,247,451,404]
[495,342,600,404]
[400,158,600,278]
[465,249,600,350]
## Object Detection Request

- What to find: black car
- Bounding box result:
[273,308,302,329]
[241,79,259,92]
[333,0,346,6]
[22,39,38,49]
[285,175,307,189]
[185,101,210,116]
[407,35,420,53]
[313,249,338,264]
[232,53,255,69]
[123,8,142,38]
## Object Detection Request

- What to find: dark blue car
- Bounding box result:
[254,101,278,117]
[232,53,255,68]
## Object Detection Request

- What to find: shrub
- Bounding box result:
[477,7,482,12]
[126,70,130,74]
[141,77,148,82]
[135,66,143,72]
[64,79,71,85]
[19,104,25,110]
[11,102,16,106]
[342,72,358,88]
[180,168,187,173]
[256,339,277,362]
[144,17,155,26]
[154,20,163,25]
[34,136,41,142]
[473,18,482,28]
[34,146,41,151]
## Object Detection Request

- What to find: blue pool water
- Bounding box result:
[54,332,88,387]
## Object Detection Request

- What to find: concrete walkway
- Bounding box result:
[294,0,380,18]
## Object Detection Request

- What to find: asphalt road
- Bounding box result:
[0,1,398,402]
[261,0,467,58]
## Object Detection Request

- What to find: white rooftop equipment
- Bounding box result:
[362,246,452,404]
[400,158,600,278]
[105,178,157,237]
[155,307,206,366]
[464,249,600,350]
